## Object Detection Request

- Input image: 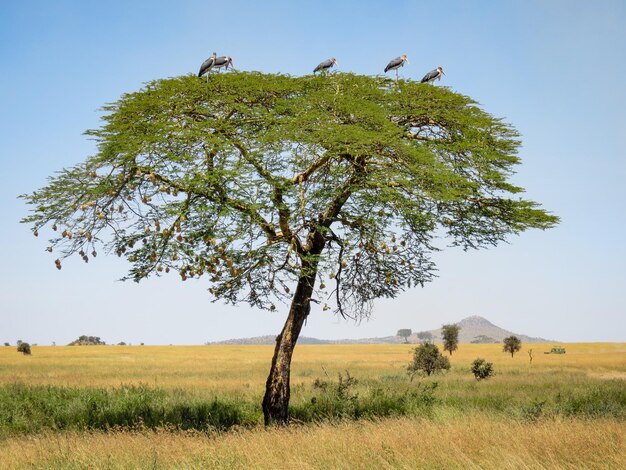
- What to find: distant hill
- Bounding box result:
[209,315,553,345]
[421,315,552,344]
[213,335,331,345]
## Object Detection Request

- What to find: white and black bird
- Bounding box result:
[384,54,409,80]
[198,52,217,80]
[421,66,446,84]
[213,56,234,72]
[313,57,338,73]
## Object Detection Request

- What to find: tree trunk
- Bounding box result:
[262,268,317,425]
[262,234,325,425]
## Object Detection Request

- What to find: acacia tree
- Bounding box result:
[442,324,461,355]
[417,331,433,343]
[397,329,412,343]
[21,72,557,424]
[503,335,522,357]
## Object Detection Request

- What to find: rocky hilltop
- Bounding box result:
[423,315,552,344]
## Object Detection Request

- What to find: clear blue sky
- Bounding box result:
[1,0,624,345]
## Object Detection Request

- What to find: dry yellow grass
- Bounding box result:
[1,343,625,468]
[2,343,624,393]
[1,415,624,469]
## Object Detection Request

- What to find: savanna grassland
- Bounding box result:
[1,343,625,469]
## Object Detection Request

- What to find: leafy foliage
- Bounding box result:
[442,324,460,355]
[503,335,522,357]
[470,358,494,380]
[397,329,412,343]
[471,335,498,344]
[17,342,31,355]
[416,331,433,343]
[407,342,451,377]
[68,335,106,346]
[22,72,558,320]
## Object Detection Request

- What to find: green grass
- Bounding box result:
[1,371,624,437]
[0,383,259,436]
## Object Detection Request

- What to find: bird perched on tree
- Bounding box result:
[421,66,446,84]
[214,56,234,72]
[384,54,409,80]
[313,57,338,74]
[198,52,217,80]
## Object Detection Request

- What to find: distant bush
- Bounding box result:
[407,343,450,378]
[17,342,31,355]
[471,335,498,344]
[471,358,494,380]
[3,342,9,347]
[68,335,106,346]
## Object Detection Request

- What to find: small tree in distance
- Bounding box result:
[442,324,460,356]
[503,335,522,358]
[17,342,32,355]
[397,329,412,344]
[407,342,451,379]
[416,331,433,343]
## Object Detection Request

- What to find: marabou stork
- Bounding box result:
[421,66,446,84]
[213,56,234,72]
[313,57,338,73]
[384,54,409,80]
[198,52,217,81]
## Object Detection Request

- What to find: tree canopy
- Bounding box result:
[407,342,450,377]
[503,335,522,357]
[22,72,557,320]
[397,329,412,343]
[442,324,461,355]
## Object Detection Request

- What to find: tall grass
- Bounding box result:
[1,373,623,436]
[0,383,259,436]
[2,416,624,469]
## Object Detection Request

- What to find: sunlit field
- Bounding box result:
[2,342,624,391]
[1,343,624,468]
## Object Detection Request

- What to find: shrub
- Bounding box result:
[471,358,494,380]
[17,342,31,355]
[290,374,438,422]
[407,343,450,378]
[68,335,106,346]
